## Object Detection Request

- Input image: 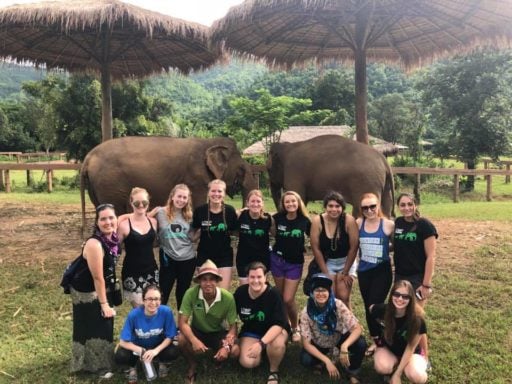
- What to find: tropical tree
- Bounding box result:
[418,49,512,190]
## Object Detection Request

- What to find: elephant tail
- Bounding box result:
[80,162,87,239]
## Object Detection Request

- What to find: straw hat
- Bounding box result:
[193,259,222,282]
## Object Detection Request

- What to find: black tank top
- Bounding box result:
[319,214,350,260]
[122,218,157,278]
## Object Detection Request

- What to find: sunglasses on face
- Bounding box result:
[392,291,411,300]
[132,200,149,208]
[399,202,414,208]
[362,204,377,211]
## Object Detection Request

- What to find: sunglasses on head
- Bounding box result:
[392,291,411,300]
[96,203,114,212]
[362,204,377,211]
[132,200,149,208]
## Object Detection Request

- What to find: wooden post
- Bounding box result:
[46,169,53,192]
[486,175,492,201]
[5,169,11,193]
[506,164,510,184]
[0,169,4,190]
[26,170,32,186]
[453,174,460,202]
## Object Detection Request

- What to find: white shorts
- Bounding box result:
[326,257,358,277]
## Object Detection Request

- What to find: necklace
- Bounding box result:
[328,217,339,252]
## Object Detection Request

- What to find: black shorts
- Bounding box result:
[394,273,423,290]
[191,327,227,350]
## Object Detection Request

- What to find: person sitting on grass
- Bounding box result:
[114,284,179,384]
[178,259,238,384]
[371,280,429,384]
[233,261,289,384]
[300,273,366,384]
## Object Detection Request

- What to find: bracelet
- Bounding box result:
[340,351,349,355]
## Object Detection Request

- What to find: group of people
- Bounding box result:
[68,178,437,384]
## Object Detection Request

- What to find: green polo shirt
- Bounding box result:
[179,285,237,333]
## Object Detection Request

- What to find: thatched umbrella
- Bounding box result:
[0,0,220,141]
[212,0,512,144]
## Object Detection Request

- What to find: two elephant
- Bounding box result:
[81,134,394,221]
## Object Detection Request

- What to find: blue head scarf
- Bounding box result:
[307,275,337,335]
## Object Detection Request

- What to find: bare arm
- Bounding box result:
[147,206,162,218]
[178,313,208,353]
[310,215,329,275]
[383,218,395,252]
[418,236,436,300]
[342,214,359,275]
[116,216,131,244]
[302,336,340,378]
[83,238,115,318]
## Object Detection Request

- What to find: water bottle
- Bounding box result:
[141,360,157,381]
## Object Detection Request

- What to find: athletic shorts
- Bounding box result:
[270,252,303,280]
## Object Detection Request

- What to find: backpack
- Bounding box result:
[60,255,85,294]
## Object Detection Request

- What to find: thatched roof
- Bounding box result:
[212,0,512,69]
[243,126,399,156]
[0,0,220,78]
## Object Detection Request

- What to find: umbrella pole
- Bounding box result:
[100,65,113,142]
[354,48,368,145]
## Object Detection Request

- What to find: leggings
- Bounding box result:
[159,249,196,309]
[357,261,392,337]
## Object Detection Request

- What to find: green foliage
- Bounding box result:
[417,49,512,183]
[227,89,312,152]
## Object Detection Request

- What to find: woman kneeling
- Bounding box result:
[371,280,429,384]
[300,274,366,384]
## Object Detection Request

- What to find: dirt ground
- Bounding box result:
[1,201,511,270]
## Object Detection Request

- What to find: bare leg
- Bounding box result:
[282,278,301,330]
[373,347,398,375]
[266,330,288,372]
[334,273,353,309]
[404,354,428,384]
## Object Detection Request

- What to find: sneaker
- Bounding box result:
[291,328,301,343]
[125,367,137,384]
[158,363,169,378]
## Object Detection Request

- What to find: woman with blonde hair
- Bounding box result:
[356,192,394,356]
[271,190,311,343]
[148,184,195,308]
[118,187,158,307]
[192,179,238,290]
[236,189,273,285]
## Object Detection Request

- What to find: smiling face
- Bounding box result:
[283,194,298,214]
[325,199,343,219]
[143,287,161,316]
[131,190,149,213]
[208,181,226,205]
[247,267,266,296]
[398,195,416,219]
[96,207,117,236]
[247,192,264,216]
[312,287,330,306]
[361,196,379,218]
[199,274,219,298]
[172,187,190,210]
[391,286,412,312]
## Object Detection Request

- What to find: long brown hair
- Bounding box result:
[397,193,421,221]
[384,280,424,346]
[166,184,193,222]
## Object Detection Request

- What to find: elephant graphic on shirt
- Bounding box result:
[290,229,302,238]
[254,229,265,237]
[404,232,417,241]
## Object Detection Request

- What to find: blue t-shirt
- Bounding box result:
[120,305,177,349]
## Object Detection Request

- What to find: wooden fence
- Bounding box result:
[0,163,510,201]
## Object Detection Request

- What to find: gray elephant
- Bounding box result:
[80,136,258,227]
[267,135,394,216]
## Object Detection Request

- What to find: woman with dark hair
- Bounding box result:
[115,285,179,383]
[370,280,428,384]
[394,193,437,362]
[356,192,394,356]
[192,179,238,290]
[118,187,158,307]
[271,190,311,342]
[310,191,359,308]
[300,274,366,384]
[148,184,195,308]
[70,203,119,378]
[236,189,273,285]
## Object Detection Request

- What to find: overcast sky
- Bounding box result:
[0,0,245,25]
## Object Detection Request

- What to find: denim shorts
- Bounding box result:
[326,257,358,277]
[270,252,303,280]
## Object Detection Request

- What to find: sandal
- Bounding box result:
[365,343,377,357]
[267,371,279,384]
[349,375,361,384]
[290,328,301,343]
[185,372,197,384]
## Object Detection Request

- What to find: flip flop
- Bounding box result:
[365,343,377,357]
[267,371,279,384]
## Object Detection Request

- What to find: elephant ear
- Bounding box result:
[206,145,231,179]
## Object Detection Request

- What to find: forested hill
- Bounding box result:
[0,63,50,99]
